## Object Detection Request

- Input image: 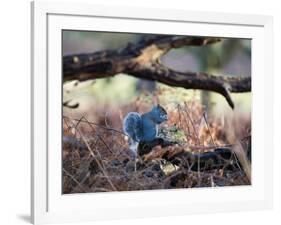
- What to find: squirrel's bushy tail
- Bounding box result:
[123,112,142,156]
[123,112,142,142]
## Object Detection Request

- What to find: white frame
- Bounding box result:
[31,1,273,224]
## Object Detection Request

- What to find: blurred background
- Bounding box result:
[63,31,251,125]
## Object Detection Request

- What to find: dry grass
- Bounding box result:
[62,99,251,194]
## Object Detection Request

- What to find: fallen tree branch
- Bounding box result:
[137,137,250,172]
[63,134,250,173]
[63,35,251,108]
[163,147,239,172]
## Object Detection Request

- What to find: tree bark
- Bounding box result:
[63,35,251,108]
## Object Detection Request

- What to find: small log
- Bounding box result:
[137,138,247,172]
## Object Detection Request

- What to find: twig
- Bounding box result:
[63,100,79,109]
[63,117,72,131]
[63,168,87,193]
[177,104,195,140]
[177,104,191,137]
[189,144,233,151]
[202,112,217,147]
[66,118,118,191]
[183,102,200,145]
[63,115,128,137]
[78,128,118,191]
[80,116,114,154]
[232,141,251,182]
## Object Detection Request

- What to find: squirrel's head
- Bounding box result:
[151,104,168,124]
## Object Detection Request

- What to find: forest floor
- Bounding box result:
[62,100,251,194]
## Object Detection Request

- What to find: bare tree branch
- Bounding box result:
[127,63,250,108]
[63,35,251,108]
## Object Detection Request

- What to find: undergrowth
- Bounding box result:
[62,99,251,194]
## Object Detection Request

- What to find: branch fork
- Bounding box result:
[63,35,251,108]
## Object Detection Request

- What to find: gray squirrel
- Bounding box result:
[123,104,168,156]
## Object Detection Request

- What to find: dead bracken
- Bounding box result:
[62,100,251,194]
